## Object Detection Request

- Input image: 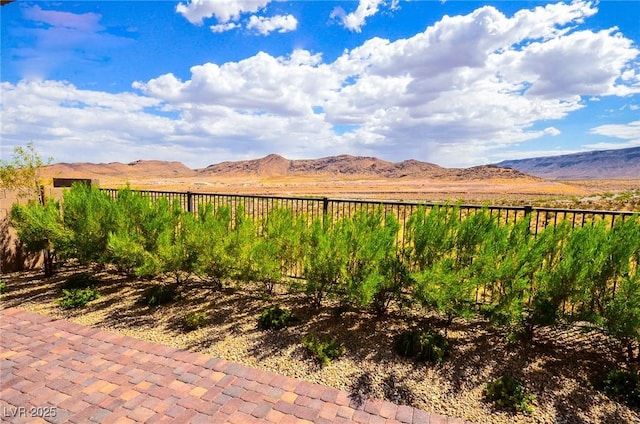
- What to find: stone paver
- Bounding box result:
[0,308,473,423]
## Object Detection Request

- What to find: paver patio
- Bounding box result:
[0,308,471,423]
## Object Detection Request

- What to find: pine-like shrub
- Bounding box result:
[303,217,349,307]
[484,373,535,413]
[184,311,208,331]
[249,208,307,294]
[342,208,400,308]
[394,328,451,364]
[597,367,640,408]
[192,204,235,289]
[10,199,70,277]
[302,334,345,365]
[142,284,179,306]
[62,183,118,265]
[258,306,295,330]
[59,287,100,309]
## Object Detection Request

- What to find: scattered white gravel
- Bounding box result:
[1,265,638,424]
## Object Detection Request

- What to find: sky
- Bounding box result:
[1,0,639,169]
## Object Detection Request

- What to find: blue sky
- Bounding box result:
[1,0,639,168]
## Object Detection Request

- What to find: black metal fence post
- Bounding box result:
[322,197,329,225]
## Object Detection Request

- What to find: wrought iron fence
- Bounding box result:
[99,188,638,313]
[100,188,637,240]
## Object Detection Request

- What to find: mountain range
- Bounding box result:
[42,147,638,181]
[496,146,639,179]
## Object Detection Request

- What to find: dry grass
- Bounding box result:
[1,265,638,424]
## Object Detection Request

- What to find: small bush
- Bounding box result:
[258,306,295,330]
[597,367,640,408]
[59,287,100,309]
[184,311,207,331]
[485,373,535,413]
[302,334,345,365]
[142,284,179,306]
[0,280,7,294]
[63,272,100,290]
[394,328,451,363]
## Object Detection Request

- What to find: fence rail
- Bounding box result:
[100,188,637,233]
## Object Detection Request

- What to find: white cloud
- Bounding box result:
[210,22,240,33]
[587,121,640,149]
[332,0,385,32]
[176,0,270,25]
[3,1,640,168]
[247,14,298,35]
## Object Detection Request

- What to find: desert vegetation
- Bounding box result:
[4,182,640,422]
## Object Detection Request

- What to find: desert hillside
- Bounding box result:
[44,154,537,181]
[496,146,640,179]
[43,160,196,179]
[35,152,640,209]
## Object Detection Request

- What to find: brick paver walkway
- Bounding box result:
[0,308,471,423]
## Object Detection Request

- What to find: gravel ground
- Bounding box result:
[1,265,638,424]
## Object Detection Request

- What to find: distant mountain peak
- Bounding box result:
[496,146,640,179]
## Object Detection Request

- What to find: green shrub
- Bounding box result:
[142,284,179,306]
[303,217,349,308]
[484,373,535,413]
[406,205,459,270]
[192,204,234,289]
[372,254,414,316]
[59,287,100,309]
[183,311,208,331]
[63,272,100,290]
[62,183,118,265]
[0,280,7,294]
[258,306,295,330]
[597,367,640,408]
[394,328,451,364]
[10,199,71,277]
[302,334,345,365]
[342,208,400,308]
[249,208,307,295]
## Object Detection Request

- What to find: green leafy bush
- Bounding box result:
[597,367,640,408]
[484,373,535,413]
[142,284,179,306]
[59,287,100,309]
[183,311,208,331]
[258,306,296,330]
[394,328,451,364]
[302,334,345,365]
[0,280,7,294]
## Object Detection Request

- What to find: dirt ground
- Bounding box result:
[68,175,640,211]
[1,265,638,424]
